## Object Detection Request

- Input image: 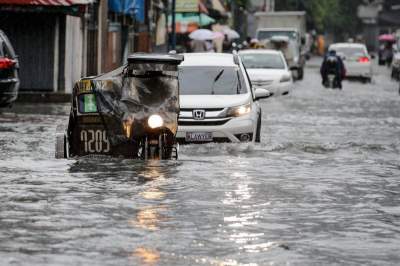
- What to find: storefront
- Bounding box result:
[0,0,99,93]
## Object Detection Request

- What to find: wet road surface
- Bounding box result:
[1,59,400,265]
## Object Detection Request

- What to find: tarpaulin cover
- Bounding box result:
[80,55,182,144]
[108,0,144,22]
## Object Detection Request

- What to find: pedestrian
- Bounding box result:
[191,39,207,52]
[222,34,232,52]
[205,40,215,52]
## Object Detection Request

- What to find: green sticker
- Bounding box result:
[84,94,97,113]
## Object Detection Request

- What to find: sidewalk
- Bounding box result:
[16,91,71,103]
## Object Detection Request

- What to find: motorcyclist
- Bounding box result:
[320,50,346,88]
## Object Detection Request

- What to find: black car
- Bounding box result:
[0,30,19,107]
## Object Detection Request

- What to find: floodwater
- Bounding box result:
[1,59,399,265]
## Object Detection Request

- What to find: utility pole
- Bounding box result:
[264,0,275,12]
[171,0,176,51]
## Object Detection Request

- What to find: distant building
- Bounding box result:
[358,0,400,51]
[0,0,168,93]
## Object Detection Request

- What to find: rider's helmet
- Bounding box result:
[326,50,338,70]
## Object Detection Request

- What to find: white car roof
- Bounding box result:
[329,43,367,49]
[239,49,283,55]
[181,53,237,67]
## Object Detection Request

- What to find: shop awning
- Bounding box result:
[108,0,145,22]
[168,13,215,27]
[0,0,94,5]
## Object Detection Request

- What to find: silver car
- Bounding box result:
[329,43,373,83]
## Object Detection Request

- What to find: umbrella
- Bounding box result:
[213,31,225,39]
[379,34,396,42]
[223,28,240,40]
[189,29,217,40]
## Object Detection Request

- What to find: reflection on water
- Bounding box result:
[132,247,160,266]
[130,206,167,231]
[141,188,166,200]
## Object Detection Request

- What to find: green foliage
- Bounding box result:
[275,0,364,36]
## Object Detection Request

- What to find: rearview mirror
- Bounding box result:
[254,88,272,100]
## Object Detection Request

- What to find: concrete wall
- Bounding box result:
[64,15,83,94]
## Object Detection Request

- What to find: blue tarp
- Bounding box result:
[108,0,145,23]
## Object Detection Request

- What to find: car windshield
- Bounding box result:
[257,31,297,41]
[240,53,286,69]
[178,66,247,95]
[332,47,367,59]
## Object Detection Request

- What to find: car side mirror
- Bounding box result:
[370,54,376,59]
[254,88,272,100]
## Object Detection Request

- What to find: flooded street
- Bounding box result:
[1,60,400,265]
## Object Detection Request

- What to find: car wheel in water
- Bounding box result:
[255,115,261,143]
[298,68,304,80]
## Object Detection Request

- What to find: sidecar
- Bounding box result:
[56,53,184,159]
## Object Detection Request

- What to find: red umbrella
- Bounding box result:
[379,34,396,42]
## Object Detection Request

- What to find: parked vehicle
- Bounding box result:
[254,11,307,42]
[254,11,307,80]
[256,28,305,80]
[56,53,183,159]
[0,30,19,107]
[176,53,271,143]
[239,49,293,96]
[329,43,373,83]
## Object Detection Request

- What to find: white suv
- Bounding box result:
[176,53,270,143]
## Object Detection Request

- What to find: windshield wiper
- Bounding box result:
[211,69,224,95]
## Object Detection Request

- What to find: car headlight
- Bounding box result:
[280,74,291,83]
[226,103,251,117]
[148,114,164,129]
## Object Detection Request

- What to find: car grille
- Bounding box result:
[252,80,273,87]
[179,107,227,120]
[180,108,225,112]
[178,118,231,126]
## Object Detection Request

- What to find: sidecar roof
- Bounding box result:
[127,53,184,65]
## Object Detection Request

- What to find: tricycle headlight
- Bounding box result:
[148,114,164,129]
[226,103,251,117]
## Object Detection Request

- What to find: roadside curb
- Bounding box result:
[16,92,71,103]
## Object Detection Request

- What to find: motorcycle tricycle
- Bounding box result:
[56,53,184,159]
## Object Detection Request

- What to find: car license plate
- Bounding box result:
[185,132,213,142]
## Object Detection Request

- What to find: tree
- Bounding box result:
[275,0,364,39]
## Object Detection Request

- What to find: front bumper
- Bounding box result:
[0,78,19,107]
[344,63,372,78]
[177,113,256,143]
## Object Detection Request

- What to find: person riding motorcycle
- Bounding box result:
[320,50,346,89]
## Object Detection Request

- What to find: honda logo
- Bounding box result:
[193,109,205,120]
